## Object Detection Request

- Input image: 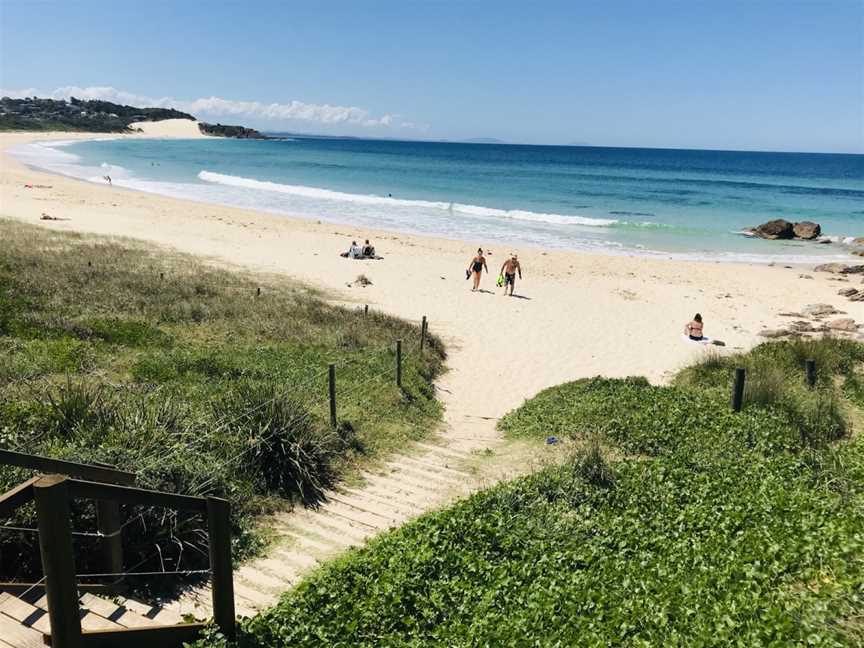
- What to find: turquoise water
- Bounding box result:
[13,137,864,262]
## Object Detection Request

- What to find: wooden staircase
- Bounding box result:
[0,451,234,647]
[0,589,189,648]
[162,437,486,620]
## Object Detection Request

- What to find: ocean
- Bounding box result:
[11,136,864,263]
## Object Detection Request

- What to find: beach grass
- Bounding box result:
[0,219,444,594]
[208,339,864,646]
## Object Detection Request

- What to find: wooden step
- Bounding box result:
[339,485,425,514]
[115,596,184,626]
[79,593,158,628]
[0,592,50,634]
[0,610,43,648]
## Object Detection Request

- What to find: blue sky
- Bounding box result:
[1,0,861,152]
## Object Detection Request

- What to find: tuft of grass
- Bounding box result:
[214,383,343,506]
[572,437,615,489]
[742,362,788,410]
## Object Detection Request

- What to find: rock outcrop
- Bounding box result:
[198,123,268,139]
[753,219,794,240]
[827,318,858,332]
[814,263,864,274]
[747,219,826,242]
[792,221,821,240]
[801,303,842,318]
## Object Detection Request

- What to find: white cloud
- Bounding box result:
[0,85,423,130]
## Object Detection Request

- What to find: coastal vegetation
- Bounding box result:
[0,96,195,132]
[198,123,267,139]
[0,219,444,593]
[202,338,863,646]
[0,96,265,138]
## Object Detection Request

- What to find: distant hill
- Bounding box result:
[0,96,195,132]
[0,96,266,139]
[462,137,507,144]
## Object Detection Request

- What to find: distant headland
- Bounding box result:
[0,96,266,139]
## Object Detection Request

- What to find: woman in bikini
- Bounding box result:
[685,313,705,341]
[467,248,488,291]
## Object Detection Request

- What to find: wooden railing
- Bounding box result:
[0,451,236,647]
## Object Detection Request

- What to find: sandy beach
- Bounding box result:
[2,125,862,444]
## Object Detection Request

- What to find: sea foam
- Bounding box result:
[197,170,618,228]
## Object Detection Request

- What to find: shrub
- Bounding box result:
[214,384,341,505]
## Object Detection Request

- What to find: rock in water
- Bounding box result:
[793,221,821,239]
[753,219,795,240]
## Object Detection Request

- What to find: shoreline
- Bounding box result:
[8,132,859,267]
[2,128,862,433]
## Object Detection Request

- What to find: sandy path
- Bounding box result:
[2,130,862,616]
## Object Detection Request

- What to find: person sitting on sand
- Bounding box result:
[362,239,376,258]
[340,240,363,259]
[685,313,705,341]
[500,253,522,296]
[467,248,488,291]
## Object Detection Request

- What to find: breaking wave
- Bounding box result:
[197,170,620,228]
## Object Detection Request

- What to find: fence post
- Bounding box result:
[364,304,369,316]
[34,475,83,648]
[207,496,236,640]
[805,359,816,388]
[396,339,402,388]
[96,499,123,585]
[328,363,337,428]
[731,367,746,412]
[420,316,427,351]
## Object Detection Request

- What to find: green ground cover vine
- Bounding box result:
[203,338,863,647]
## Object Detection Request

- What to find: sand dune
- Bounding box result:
[128,118,207,138]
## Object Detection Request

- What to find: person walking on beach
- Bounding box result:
[467,248,488,291]
[685,313,705,341]
[500,253,522,296]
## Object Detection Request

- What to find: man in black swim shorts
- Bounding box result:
[500,253,522,296]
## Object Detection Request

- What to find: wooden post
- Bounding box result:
[256,287,261,297]
[731,367,746,412]
[805,359,816,388]
[34,475,83,648]
[420,316,427,351]
[207,497,235,640]
[96,500,123,586]
[328,363,337,428]
[396,340,402,388]
[364,304,369,316]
